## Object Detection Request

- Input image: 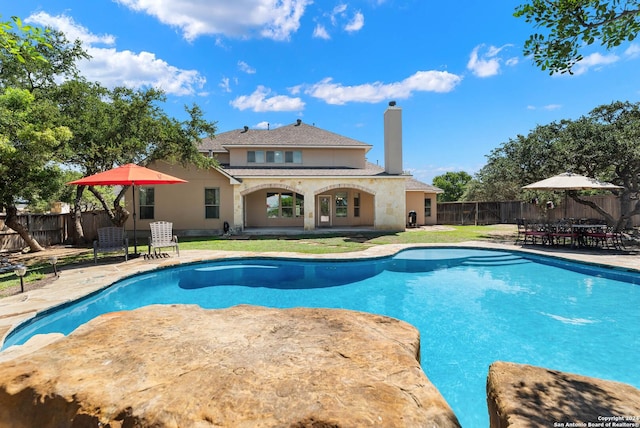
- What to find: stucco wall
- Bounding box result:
[127,162,410,234]
[406,192,438,226]
[124,161,235,235]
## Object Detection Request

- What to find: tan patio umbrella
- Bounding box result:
[522,172,622,217]
[522,172,622,191]
[68,164,188,254]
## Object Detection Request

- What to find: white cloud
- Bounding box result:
[345,12,364,32]
[313,24,330,40]
[238,61,256,74]
[114,0,312,41]
[527,104,562,111]
[26,12,206,96]
[624,43,640,59]
[571,52,619,75]
[467,44,515,78]
[27,11,116,47]
[220,77,231,93]
[230,85,305,112]
[331,4,348,25]
[314,3,364,39]
[305,71,462,105]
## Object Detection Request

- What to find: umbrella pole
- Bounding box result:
[132,184,138,254]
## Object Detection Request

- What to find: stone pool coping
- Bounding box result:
[1,241,638,355]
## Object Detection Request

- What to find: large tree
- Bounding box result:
[0,88,72,251]
[471,100,640,230]
[0,22,84,252]
[57,79,217,244]
[515,0,640,74]
[432,171,473,202]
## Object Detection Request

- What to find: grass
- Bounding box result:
[0,224,516,293]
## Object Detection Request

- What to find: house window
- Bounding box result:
[335,191,348,217]
[295,193,304,216]
[285,151,302,164]
[139,187,154,220]
[205,188,220,219]
[266,150,284,163]
[266,192,304,218]
[247,150,264,163]
[281,193,294,217]
[354,193,360,217]
[424,198,432,217]
[267,192,280,218]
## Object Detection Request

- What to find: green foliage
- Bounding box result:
[472,100,640,228]
[432,171,473,202]
[515,0,640,74]
[0,87,72,211]
[0,15,51,64]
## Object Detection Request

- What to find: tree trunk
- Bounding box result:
[72,185,87,245]
[568,192,616,225]
[87,186,129,226]
[617,191,640,231]
[4,206,44,252]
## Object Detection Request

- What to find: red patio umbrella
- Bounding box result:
[67,163,187,254]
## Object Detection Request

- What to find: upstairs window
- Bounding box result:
[247,150,265,163]
[285,151,302,164]
[266,151,284,163]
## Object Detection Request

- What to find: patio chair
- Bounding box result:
[523,220,549,245]
[94,227,129,264]
[548,220,578,247]
[148,221,180,257]
[584,225,624,250]
[515,218,527,245]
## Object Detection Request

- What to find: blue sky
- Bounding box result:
[5,1,640,184]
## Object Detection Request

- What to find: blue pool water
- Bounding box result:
[3,248,640,427]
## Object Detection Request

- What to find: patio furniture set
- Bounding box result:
[515,218,624,250]
[93,221,179,263]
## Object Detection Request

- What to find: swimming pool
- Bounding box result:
[3,248,640,426]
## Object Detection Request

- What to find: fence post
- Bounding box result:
[475,202,479,226]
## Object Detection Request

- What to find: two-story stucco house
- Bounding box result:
[125,103,442,235]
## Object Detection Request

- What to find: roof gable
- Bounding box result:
[198,121,372,152]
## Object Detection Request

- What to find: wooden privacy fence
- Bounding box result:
[437,195,639,227]
[0,211,113,252]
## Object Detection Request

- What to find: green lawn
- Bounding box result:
[0,225,516,293]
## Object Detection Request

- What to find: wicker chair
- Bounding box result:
[148,221,180,256]
[93,227,129,263]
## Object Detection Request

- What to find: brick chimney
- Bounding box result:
[384,101,403,175]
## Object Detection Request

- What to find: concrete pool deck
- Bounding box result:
[0,241,638,353]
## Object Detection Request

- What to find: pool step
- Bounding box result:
[462,255,527,267]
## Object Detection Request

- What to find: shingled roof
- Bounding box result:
[223,161,392,178]
[405,177,444,193]
[198,120,372,152]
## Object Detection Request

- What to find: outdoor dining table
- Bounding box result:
[571,224,607,248]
